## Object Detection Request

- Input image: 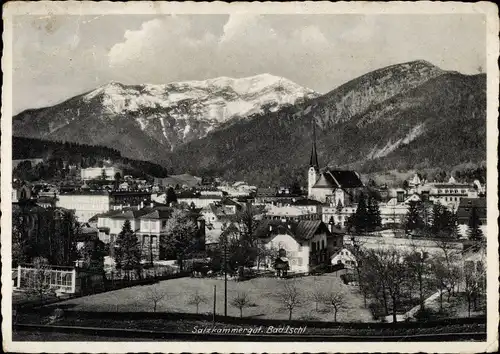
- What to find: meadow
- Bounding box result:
[54,273,372,322]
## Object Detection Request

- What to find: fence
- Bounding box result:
[16,265,76,294]
[105,263,179,282]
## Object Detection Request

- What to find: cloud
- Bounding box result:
[294,25,329,45]
[220,14,262,44]
[13,14,486,114]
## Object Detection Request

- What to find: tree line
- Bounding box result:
[404,200,484,241]
[13,136,169,181]
[348,239,486,322]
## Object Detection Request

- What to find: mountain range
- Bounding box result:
[13,74,317,161]
[13,60,486,186]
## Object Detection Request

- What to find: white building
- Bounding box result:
[81,167,123,181]
[264,205,320,221]
[57,192,111,223]
[331,248,358,269]
[256,220,339,273]
[177,195,223,208]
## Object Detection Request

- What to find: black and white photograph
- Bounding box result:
[1,1,498,353]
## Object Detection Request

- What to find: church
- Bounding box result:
[307,124,364,206]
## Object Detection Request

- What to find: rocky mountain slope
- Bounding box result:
[163,61,486,186]
[13,60,486,186]
[13,74,318,160]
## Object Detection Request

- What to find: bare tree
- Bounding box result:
[186,291,208,314]
[146,284,167,312]
[275,280,304,320]
[463,263,486,317]
[309,282,327,312]
[384,248,408,323]
[430,258,450,313]
[405,244,431,310]
[323,288,348,322]
[230,291,251,318]
[26,257,54,303]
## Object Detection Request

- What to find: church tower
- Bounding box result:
[308,119,319,198]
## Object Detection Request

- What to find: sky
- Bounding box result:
[12,14,486,114]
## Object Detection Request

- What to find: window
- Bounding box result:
[298,258,303,266]
[322,240,326,249]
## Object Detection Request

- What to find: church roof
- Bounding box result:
[313,170,363,189]
[309,120,319,169]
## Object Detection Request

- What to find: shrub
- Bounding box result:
[414,307,439,322]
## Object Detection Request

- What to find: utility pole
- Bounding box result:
[224,239,228,317]
[213,284,216,324]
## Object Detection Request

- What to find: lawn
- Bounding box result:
[53,273,372,322]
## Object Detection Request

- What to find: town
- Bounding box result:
[12,133,487,330]
[6,7,493,346]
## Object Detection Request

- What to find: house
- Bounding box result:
[255,219,340,273]
[331,248,358,269]
[154,174,202,189]
[36,196,58,208]
[201,203,238,243]
[456,197,487,238]
[137,207,205,262]
[81,167,123,181]
[96,208,150,245]
[307,123,364,204]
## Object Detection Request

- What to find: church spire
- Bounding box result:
[309,118,319,170]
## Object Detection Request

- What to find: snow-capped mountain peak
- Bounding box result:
[15,73,319,154]
[83,74,318,120]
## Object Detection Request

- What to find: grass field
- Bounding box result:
[53,273,372,322]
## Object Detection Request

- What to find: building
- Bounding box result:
[263,205,321,222]
[36,196,58,208]
[109,191,152,210]
[217,182,257,197]
[57,190,152,223]
[321,205,358,228]
[57,192,111,223]
[201,203,238,243]
[331,248,358,269]
[255,219,342,273]
[137,208,205,262]
[424,178,477,211]
[307,122,364,204]
[253,187,304,205]
[456,197,487,238]
[97,205,205,262]
[378,194,423,226]
[154,173,202,189]
[96,208,148,245]
[177,191,223,208]
[81,167,123,181]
